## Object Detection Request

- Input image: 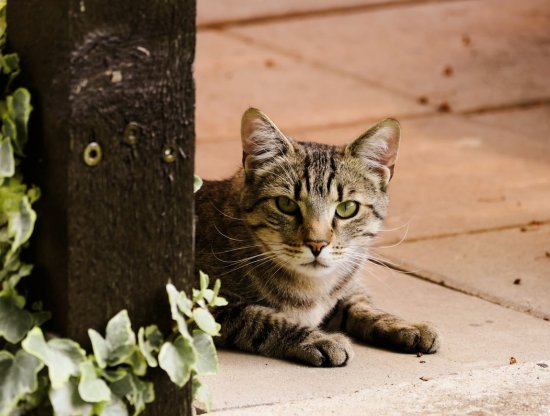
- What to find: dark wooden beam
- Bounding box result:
[8,1,196,414]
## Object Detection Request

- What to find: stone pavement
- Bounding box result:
[194,0,550,413]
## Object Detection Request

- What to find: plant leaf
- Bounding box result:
[192,331,218,376]
[0,290,33,343]
[0,135,14,178]
[137,325,164,368]
[49,378,94,416]
[193,175,203,193]
[78,360,111,403]
[7,195,37,258]
[100,394,128,416]
[88,329,109,369]
[0,350,43,415]
[108,370,154,416]
[22,327,86,389]
[158,335,197,387]
[105,310,136,351]
[166,284,192,337]
[6,88,32,155]
[192,376,212,413]
[193,308,220,336]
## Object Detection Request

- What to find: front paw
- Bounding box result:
[292,332,354,367]
[393,322,440,354]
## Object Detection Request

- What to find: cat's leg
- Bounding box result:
[336,293,440,353]
[214,303,354,367]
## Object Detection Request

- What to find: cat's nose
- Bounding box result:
[305,240,329,257]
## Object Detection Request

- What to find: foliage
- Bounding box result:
[0,2,224,414]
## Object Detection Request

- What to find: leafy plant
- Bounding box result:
[0,1,224,414]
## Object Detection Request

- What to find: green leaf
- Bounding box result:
[108,370,154,416]
[88,329,109,369]
[137,325,164,368]
[0,350,44,416]
[105,310,135,350]
[166,284,192,337]
[89,310,146,375]
[100,394,128,416]
[78,361,111,403]
[158,335,197,387]
[192,331,218,376]
[49,378,94,416]
[193,308,220,336]
[6,88,32,155]
[0,290,33,343]
[193,175,203,193]
[0,135,15,178]
[199,271,209,292]
[192,376,212,413]
[7,195,37,258]
[22,327,86,389]
[0,53,20,75]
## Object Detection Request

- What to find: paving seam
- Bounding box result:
[373,258,550,321]
[197,0,474,31]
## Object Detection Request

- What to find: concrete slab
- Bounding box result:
[204,265,550,411]
[380,224,550,320]
[197,0,415,27]
[210,362,550,415]
[229,0,550,112]
[195,31,425,142]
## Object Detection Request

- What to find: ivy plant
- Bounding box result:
[0,1,224,414]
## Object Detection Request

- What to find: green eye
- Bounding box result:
[336,201,359,219]
[276,196,299,215]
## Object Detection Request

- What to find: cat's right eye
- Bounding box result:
[276,196,299,215]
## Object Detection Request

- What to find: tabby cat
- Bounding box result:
[195,108,440,367]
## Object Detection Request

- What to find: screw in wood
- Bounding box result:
[163,144,177,163]
[83,142,102,166]
[124,122,141,145]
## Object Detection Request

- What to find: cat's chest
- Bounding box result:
[281,301,335,328]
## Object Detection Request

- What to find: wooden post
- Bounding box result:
[7,1,195,414]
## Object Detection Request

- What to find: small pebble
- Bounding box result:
[417,96,429,105]
[419,376,432,381]
[416,352,423,357]
[437,102,451,113]
[420,360,426,364]
[442,65,454,77]
[536,363,548,368]
[513,278,521,285]
[510,356,517,365]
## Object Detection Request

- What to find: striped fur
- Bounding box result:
[195,108,440,366]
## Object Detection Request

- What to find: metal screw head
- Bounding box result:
[163,145,177,163]
[83,142,102,166]
[124,122,141,145]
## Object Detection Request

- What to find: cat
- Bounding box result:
[195,108,440,367]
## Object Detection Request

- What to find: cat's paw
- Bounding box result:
[393,322,440,354]
[293,332,354,367]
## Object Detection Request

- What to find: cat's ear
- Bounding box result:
[241,108,295,172]
[346,118,400,183]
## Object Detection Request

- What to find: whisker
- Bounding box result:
[213,223,246,242]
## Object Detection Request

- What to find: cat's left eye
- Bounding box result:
[276,196,299,215]
[335,201,359,219]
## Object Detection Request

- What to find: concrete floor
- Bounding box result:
[194,0,550,413]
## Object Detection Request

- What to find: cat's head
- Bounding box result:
[240,108,400,280]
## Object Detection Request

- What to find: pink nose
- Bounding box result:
[305,240,329,257]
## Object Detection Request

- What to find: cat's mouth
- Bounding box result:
[301,259,330,269]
